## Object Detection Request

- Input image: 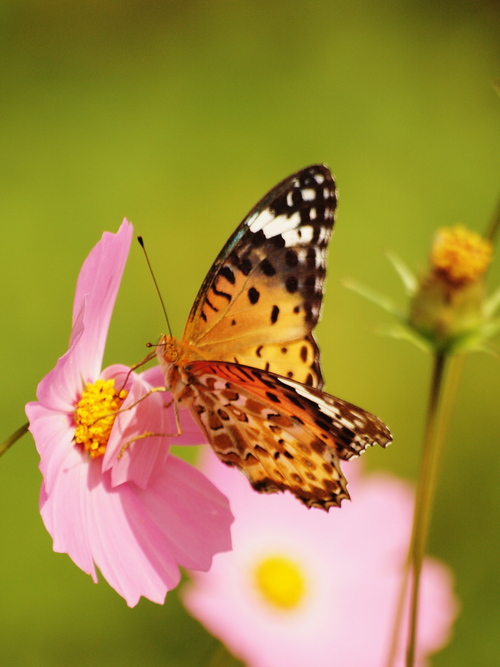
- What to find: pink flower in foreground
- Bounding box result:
[184,451,458,666]
[26,221,232,607]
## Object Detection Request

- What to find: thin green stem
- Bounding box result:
[387,354,445,666]
[405,353,465,665]
[406,353,447,664]
[385,547,412,666]
[388,353,463,666]
[0,422,29,457]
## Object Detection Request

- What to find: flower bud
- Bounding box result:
[409,226,492,352]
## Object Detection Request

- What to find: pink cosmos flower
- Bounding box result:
[183,451,458,666]
[25,220,233,607]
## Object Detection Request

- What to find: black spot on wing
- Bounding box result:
[306,247,316,268]
[260,258,276,276]
[235,255,253,276]
[212,284,232,301]
[261,377,279,389]
[236,366,255,382]
[250,229,266,247]
[304,274,316,294]
[248,287,260,304]
[205,297,218,312]
[285,275,298,293]
[270,234,285,249]
[286,249,299,267]
[219,265,236,284]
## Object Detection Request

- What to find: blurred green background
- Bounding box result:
[1,1,499,665]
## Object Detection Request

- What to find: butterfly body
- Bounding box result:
[157,165,391,510]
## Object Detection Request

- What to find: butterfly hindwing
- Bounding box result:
[183,360,391,510]
[182,165,337,388]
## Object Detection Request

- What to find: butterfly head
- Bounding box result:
[157,334,181,364]
[156,334,205,393]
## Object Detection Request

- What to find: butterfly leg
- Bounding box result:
[117,392,184,458]
[118,430,172,458]
[115,350,158,393]
[172,398,182,437]
[91,386,171,427]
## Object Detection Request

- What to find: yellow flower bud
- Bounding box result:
[430,225,492,286]
[409,226,492,352]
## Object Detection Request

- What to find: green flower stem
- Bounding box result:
[387,353,463,667]
[405,352,447,665]
[0,422,29,457]
[386,535,412,666]
[405,352,465,665]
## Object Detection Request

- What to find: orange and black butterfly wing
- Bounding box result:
[182,164,337,388]
[183,360,392,510]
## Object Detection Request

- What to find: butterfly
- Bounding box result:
[157,165,392,510]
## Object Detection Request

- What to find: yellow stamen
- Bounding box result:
[74,379,128,458]
[431,225,492,285]
[254,555,306,610]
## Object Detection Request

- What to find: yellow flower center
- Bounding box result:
[431,225,492,285]
[254,555,307,610]
[74,379,128,458]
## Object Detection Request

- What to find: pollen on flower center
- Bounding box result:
[254,555,307,610]
[431,225,492,285]
[74,379,128,459]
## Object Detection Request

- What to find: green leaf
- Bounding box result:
[376,324,432,352]
[386,251,418,295]
[343,278,405,319]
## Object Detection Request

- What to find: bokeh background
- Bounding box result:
[1,1,499,665]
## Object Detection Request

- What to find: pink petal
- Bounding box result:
[39,445,97,581]
[39,445,233,607]
[25,401,75,496]
[84,461,181,605]
[71,219,133,377]
[101,365,170,489]
[32,323,87,413]
[133,456,233,571]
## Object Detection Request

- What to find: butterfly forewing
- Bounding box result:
[182,360,391,510]
[182,165,337,388]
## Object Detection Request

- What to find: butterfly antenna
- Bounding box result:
[137,235,173,336]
